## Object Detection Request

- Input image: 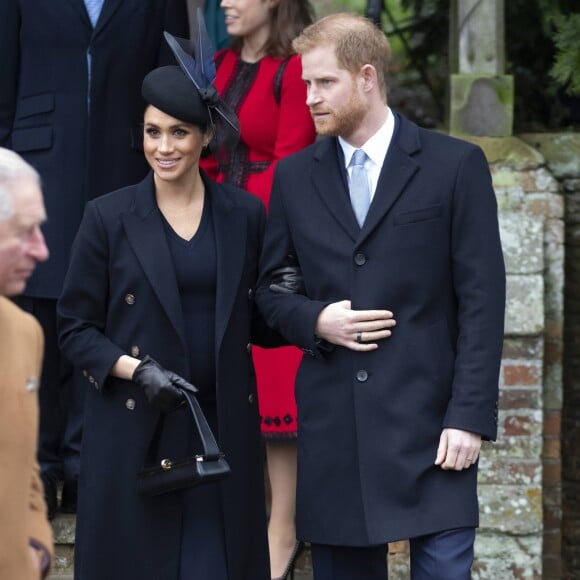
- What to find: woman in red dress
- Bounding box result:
[201,1,315,578]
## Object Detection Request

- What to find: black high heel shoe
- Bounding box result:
[272,541,304,580]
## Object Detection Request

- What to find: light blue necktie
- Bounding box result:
[349,149,371,227]
[84,0,104,27]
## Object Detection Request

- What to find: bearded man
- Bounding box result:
[256,13,506,580]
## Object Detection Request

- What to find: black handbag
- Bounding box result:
[137,390,231,496]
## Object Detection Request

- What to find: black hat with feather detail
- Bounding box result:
[141,8,239,158]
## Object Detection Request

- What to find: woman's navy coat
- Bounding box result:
[58,173,271,579]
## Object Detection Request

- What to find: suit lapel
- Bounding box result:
[120,176,188,353]
[358,113,421,244]
[210,181,247,355]
[311,138,360,242]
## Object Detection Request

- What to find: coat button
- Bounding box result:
[82,369,88,378]
[246,342,252,354]
[248,288,254,300]
[248,393,255,404]
[130,345,140,357]
[125,293,136,305]
[354,253,366,266]
[125,398,136,410]
[356,370,368,382]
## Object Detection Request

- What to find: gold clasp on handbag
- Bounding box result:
[160,458,173,470]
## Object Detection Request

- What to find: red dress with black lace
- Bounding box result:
[201,49,316,439]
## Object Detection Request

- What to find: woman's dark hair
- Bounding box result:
[230,0,315,58]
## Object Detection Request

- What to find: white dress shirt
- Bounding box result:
[339,107,395,202]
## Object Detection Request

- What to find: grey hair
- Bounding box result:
[0,148,41,222]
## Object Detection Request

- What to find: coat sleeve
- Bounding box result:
[28,323,54,570]
[57,202,126,389]
[255,165,330,356]
[443,144,505,440]
[0,0,19,145]
[250,200,288,348]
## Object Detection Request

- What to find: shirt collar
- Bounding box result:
[339,107,395,169]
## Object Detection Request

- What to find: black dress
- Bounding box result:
[162,196,229,580]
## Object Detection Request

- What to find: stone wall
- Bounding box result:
[518,134,580,579]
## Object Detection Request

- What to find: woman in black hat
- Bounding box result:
[57,29,277,580]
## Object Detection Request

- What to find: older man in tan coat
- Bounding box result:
[0,147,52,579]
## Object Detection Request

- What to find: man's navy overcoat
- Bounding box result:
[256,113,506,546]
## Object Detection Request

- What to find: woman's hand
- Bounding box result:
[132,355,197,412]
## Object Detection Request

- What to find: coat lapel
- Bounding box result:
[63,0,93,29]
[209,180,247,355]
[94,0,124,35]
[358,113,421,244]
[120,175,188,353]
[311,138,360,242]
[120,175,248,371]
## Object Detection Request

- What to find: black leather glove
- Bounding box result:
[132,355,198,412]
[269,254,305,294]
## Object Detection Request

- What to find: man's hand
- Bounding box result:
[315,300,396,351]
[434,428,482,471]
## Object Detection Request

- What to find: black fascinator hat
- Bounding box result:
[142,66,211,128]
[141,8,239,158]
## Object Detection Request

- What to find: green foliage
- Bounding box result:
[381,0,450,125]
[369,0,580,130]
[505,0,580,130]
[550,13,580,97]
[318,0,580,129]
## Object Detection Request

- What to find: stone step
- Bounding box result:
[46,514,407,579]
[47,514,75,579]
[46,513,315,579]
[48,514,409,580]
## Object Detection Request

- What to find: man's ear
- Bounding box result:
[359,64,378,93]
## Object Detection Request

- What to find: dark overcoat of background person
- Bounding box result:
[0,0,189,509]
[0,0,188,298]
[256,112,506,546]
[57,174,272,579]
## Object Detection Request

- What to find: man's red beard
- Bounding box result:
[310,88,367,138]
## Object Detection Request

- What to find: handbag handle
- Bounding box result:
[180,389,222,459]
[143,389,223,467]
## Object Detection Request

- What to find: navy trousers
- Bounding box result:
[311,527,475,580]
